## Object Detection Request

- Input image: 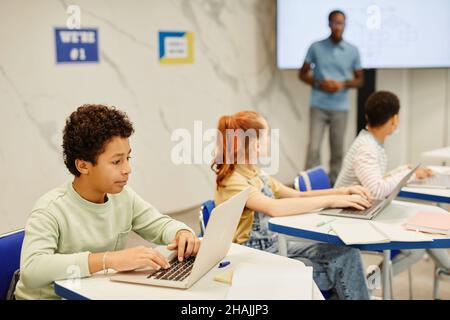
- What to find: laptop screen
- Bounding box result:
[384,164,420,203]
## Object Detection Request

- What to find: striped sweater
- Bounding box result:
[334,129,411,199]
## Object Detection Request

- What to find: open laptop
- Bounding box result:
[110,187,249,289]
[407,172,450,189]
[319,165,419,220]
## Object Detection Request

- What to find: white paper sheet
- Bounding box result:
[330,221,435,245]
[330,222,390,245]
[226,263,313,300]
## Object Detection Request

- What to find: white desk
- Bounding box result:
[421,147,450,165]
[54,243,323,300]
[399,166,450,204]
[400,186,450,204]
[268,201,450,300]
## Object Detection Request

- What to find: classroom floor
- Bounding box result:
[128,206,450,300]
[362,250,450,300]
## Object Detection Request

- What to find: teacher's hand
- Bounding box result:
[319,79,344,93]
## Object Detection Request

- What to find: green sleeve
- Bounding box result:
[19,210,91,289]
[131,191,194,245]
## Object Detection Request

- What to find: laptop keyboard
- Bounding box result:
[338,199,382,216]
[411,174,450,187]
[147,256,195,281]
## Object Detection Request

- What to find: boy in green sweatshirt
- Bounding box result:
[15,104,200,299]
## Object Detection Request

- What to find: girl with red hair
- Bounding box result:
[212,110,370,300]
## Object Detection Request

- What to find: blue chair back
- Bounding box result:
[199,200,215,236]
[295,166,331,191]
[0,229,24,300]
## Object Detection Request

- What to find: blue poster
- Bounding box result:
[54,28,99,63]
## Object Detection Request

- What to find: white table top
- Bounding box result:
[269,200,450,245]
[55,243,324,300]
[401,186,450,198]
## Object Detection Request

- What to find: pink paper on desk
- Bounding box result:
[405,211,450,235]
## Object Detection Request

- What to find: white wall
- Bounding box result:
[0,0,449,234]
[378,69,450,170]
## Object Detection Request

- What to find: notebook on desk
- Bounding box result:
[330,221,434,245]
[405,211,450,235]
[407,173,450,189]
[330,222,390,245]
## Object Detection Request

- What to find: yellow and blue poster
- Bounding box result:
[159,31,194,65]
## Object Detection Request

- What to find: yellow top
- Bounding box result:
[214,165,283,244]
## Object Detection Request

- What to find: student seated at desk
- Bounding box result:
[15,105,200,300]
[213,111,371,300]
[335,91,450,275]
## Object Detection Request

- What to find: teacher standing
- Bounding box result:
[299,10,364,185]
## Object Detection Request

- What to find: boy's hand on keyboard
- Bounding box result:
[416,167,434,180]
[338,185,372,201]
[109,246,170,272]
[328,194,372,211]
[167,230,201,262]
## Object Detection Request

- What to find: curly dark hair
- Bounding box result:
[62,104,134,176]
[365,91,400,127]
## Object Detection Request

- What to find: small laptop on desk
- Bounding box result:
[319,165,419,220]
[407,172,450,189]
[110,187,249,289]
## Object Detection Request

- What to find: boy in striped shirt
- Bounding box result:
[335,91,432,197]
[335,91,449,279]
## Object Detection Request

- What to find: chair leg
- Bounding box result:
[389,260,394,300]
[277,234,288,256]
[407,268,413,300]
[382,250,392,300]
[434,265,441,300]
[388,264,413,299]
